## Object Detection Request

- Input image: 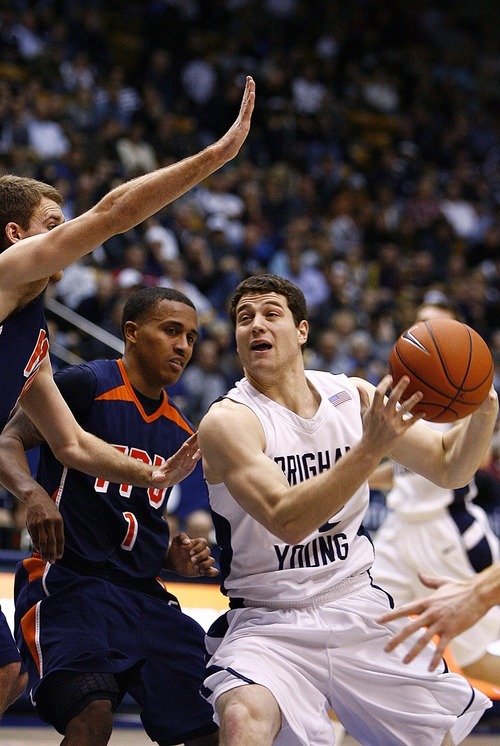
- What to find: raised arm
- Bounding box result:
[384,385,499,488]
[0,77,255,288]
[0,382,204,563]
[16,356,192,491]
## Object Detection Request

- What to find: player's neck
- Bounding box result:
[247,367,320,418]
[121,356,164,400]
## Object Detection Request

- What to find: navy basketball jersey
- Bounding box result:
[37,358,204,586]
[0,294,49,430]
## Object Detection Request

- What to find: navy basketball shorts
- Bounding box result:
[15,565,215,743]
[0,604,24,667]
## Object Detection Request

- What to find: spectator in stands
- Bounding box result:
[182,338,228,427]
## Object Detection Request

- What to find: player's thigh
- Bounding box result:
[129,599,216,743]
[325,588,489,745]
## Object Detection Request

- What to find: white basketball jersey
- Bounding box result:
[387,421,477,518]
[207,371,375,605]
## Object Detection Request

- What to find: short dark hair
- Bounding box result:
[0,175,63,251]
[229,274,308,327]
[121,286,196,338]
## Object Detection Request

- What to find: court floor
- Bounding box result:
[1,719,499,745]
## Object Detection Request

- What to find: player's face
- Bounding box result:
[16,197,65,285]
[234,292,307,376]
[130,300,199,391]
[24,197,65,238]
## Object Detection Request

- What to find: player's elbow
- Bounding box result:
[272,513,310,545]
[94,193,142,235]
[431,468,475,491]
[50,437,86,470]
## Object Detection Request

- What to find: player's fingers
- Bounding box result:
[43,529,59,565]
[190,545,210,562]
[28,527,41,554]
[402,628,435,664]
[200,565,219,577]
[401,390,424,414]
[198,557,219,577]
[417,573,448,590]
[374,374,394,404]
[382,614,428,652]
[429,646,445,671]
[377,599,427,624]
[183,432,198,448]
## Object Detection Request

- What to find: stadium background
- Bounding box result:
[0,0,498,740]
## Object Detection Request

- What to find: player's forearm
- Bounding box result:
[55,431,156,488]
[0,431,47,507]
[93,144,230,237]
[276,441,382,544]
[476,562,500,612]
[441,390,498,487]
[91,76,254,237]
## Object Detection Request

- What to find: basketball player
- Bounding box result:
[0,75,254,714]
[197,274,498,746]
[369,300,500,684]
[0,287,218,745]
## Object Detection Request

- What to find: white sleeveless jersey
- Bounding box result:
[207,371,375,605]
[387,421,477,518]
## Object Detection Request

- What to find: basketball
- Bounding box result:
[389,318,494,423]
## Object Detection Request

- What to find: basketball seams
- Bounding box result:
[390,318,493,423]
[426,321,471,390]
[393,343,475,422]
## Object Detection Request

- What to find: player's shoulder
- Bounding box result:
[200,395,255,434]
[348,375,374,394]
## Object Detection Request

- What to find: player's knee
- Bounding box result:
[217,687,280,744]
[65,699,114,745]
[37,670,120,736]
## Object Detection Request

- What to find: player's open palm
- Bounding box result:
[217,76,255,161]
[152,433,201,488]
[26,488,65,564]
[357,374,423,457]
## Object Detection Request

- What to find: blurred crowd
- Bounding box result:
[0,0,499,549]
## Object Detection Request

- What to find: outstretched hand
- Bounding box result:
[217,75,255,162]
[356,374,424,457]
[151,433,201,488]
[376,572,487,671]
[25,488,65,564]
[165,532,219,578]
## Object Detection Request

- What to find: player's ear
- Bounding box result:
[5,221,25,243]
[298,319,309,347]
[123,320,138,344]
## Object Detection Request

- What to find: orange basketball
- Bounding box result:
[389,318,494,423]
